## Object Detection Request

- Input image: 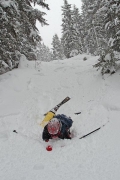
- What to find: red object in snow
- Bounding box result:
[46,145,52,151]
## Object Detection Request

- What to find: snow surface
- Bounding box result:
[0,54,120,180]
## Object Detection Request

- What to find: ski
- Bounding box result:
[44,96,70,115]
[57,96,70,107]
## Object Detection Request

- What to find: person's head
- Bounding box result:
[47,118,61,135]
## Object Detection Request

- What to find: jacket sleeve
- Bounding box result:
[42,125,51,141]
[61,123,71,139]
[64,130,71,139]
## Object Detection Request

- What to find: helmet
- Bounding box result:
[47,118,61,135]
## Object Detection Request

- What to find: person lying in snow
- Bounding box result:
[42,107,73,142]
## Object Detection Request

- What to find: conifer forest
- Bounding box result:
[0,0,120,75]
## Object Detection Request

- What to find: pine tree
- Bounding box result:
[93,0,108,52]
[81,0,102,54]
[70,5,83,55]
[0,0,49,74]
[94,0,120,75]
[52,34,64,60]
[37,42,53,62]
[61,0,73,58]
[0,1,20,73]
[104,0,120,52]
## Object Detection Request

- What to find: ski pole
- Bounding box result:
[79,127,100,139]
[79,121,109,139]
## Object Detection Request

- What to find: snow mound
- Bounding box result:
[18,54,35,69]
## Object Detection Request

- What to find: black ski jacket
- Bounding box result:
[42,114,73,141]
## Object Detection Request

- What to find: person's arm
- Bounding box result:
[58,123,71,139]
[42,125,51,141]
[64,129,71,139]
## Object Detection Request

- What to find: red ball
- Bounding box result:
[46,145,52,151]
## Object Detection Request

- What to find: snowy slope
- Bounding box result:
[0,54,120,180]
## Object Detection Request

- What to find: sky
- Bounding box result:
[36,0,82,48]
[0,53,120,180]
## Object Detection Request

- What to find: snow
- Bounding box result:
[0,54,120,180]
[0,0,12,8]
[29,29,38,38]
[0,0,18,12]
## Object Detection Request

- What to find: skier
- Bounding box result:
[42,106,73,142]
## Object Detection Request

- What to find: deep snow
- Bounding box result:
[0,54,120,180]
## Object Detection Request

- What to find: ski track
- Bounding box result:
[0,55,120,180]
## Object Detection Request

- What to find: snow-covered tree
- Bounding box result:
[81,0,103,54]
[103,0,120,52]
[80,0,120,74]
[37,42,53,62]
[51,34,64,60]
[61,0,74,58]
[0,0,49,74]
[94,0,120,75]
[71,5,83,54]
[93,48,118,75]
[61,0,84,58]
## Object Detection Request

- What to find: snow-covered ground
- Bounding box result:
[0,54,120,180]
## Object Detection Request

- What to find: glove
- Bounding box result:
[45,139,49,142]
